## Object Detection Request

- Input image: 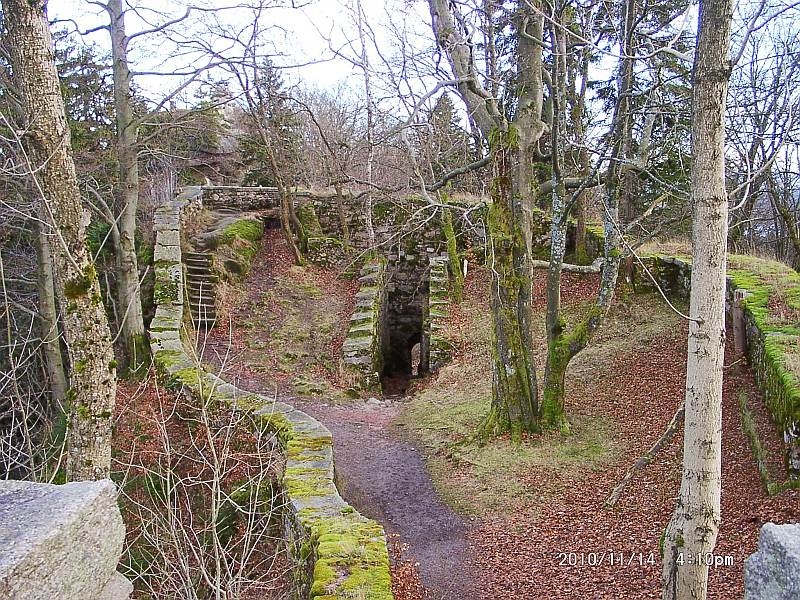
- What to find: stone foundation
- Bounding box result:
[341,259,388,393]
[427,257,453,372]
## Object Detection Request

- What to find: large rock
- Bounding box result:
[745,522,800,600]
[0,480,131,600]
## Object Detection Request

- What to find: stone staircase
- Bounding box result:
[184,252,217,328]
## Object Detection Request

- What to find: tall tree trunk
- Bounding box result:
[107,0,147,371]
[514,3,545,212]
[542,20,571,430]
[4,0,118,481]
[268,151,303,264]
[540,5,625,429]
[428,0,542,438]
[617,0,638,225]
[483,128,539,441]
[35,223,68,405]
[661,0,733,595]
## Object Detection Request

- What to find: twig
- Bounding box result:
[604,400,685,507]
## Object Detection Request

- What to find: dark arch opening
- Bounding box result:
[380,274,429,397]
[262,215,281,230]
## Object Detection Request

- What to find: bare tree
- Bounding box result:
[3,0,117,481]
[727,25,800,258]
[65,0,240,369]
[661,0,734,595]
[117,376,290,599]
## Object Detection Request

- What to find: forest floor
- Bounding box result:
[403,264,800,599]
[198,230,799,599]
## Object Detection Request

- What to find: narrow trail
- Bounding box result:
[201,229,478,599]
[293,398,478,600]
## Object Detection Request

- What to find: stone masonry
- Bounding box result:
[150,192,394,599]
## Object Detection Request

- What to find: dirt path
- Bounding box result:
[294,398,478,600]
[201,230,478,599]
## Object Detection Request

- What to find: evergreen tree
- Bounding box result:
[424,93,471,187]
[240,60,303,187]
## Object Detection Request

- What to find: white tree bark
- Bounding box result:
[4,0,118,481]
[661,0,733,595]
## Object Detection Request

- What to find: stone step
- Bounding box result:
[185,255,212,264]
[188,300,215,309]
[185,251,211,259]
[188,298,215,308]
[190,312,217,321]
[185,259,212,269]
[191,313,217,321]
[190,313,216,322]
[185,265,211,274]
[186,274,218,283]
[187,276,215,285]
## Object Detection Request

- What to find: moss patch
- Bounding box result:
[220,218,264,245]
[64,263,98,299]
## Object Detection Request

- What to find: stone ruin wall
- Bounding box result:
[628,255,799,482]
[193,186,606,388]
[149,187,394,599]
[2,186,796,600]
[187,186,798,475]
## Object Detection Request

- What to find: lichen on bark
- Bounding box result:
[482,126,539,442]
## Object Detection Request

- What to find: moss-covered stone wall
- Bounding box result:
[196,187,605,383]
[426,257,453,372]
[149,192,394,600]
[628,254,799,483]
[201,185,281,211]
[341,259,388,395]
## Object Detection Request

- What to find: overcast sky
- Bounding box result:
[49,0,434,101]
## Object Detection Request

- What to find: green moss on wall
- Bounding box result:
[153,273,179,304]
[220,219,264,245]
[64,264,98,299]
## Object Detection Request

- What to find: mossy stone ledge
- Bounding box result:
[341,258,388,395]
[148,191,394,599]
[629,253,800,482]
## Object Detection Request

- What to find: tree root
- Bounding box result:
[604,401,685,507]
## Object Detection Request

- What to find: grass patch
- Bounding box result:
[400,383,613,516]
[397,267,617,516]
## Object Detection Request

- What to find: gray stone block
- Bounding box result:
[0,480,130,600]
[745,522,800,600]
[99,572,134,600]
[158,228,180,247]
[154,243,181,263]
